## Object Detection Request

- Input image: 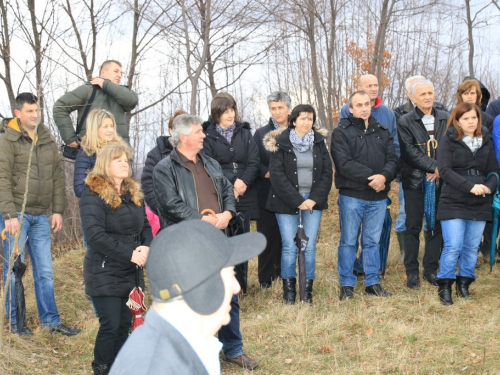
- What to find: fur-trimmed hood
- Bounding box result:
[263,127,328,152]
[85,174,143,209]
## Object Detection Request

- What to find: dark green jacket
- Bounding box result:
[53,80,138,144]
[0,118,66,219]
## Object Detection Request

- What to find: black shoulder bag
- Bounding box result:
[62,85,98,160]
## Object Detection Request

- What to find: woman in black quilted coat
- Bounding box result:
[80,144,152,375]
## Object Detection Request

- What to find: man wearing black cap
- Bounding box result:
[152,114,259,370]
[110,220,265,375]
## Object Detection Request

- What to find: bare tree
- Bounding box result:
[0,0,15,114]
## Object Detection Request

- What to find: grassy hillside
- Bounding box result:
[2,185,500,374]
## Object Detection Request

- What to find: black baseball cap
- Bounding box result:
[147,220,266,315]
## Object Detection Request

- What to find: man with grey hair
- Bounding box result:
[253,91,292,289]
[392,75,448,260]
[153,114,259,370]
[397,79,449,289]
[394,75,448,121]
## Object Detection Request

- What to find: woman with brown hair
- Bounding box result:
[435,102,499,305]
[80,144,152,374]
[456,79,494,131]
[202,93,260,235]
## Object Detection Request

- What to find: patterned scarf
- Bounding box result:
[289,128,314,153]
[215,123,236,144]
[462,134,482,154]
[271,117,281,130]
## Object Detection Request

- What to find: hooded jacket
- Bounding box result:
[397,107,449,190]
[331,115,399,201]
[0,118,65,219]
[141,136,174,215]
[153,149,236,227]
[53,81,138,144]
[436,126,500,222]
[80,175,153,297]
[264,127,332,214]
[202,120,260,219]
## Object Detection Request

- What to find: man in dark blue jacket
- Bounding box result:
[332,91,399,300]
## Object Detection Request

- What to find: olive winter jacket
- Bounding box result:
[0,118,65,219]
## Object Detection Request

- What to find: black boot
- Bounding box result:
[282,278,296,305]
[456,276,474,298]
[92,364,110,375]
[302,279,314,304]
[396,231,405,261]
[437,279,454,306]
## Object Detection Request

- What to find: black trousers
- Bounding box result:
[403,188,442,276]
[92,296,132,366]
[256,208,282,283]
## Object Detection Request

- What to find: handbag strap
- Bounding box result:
[75,85,98,137]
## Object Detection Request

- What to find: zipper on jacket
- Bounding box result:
[102,256,107,268]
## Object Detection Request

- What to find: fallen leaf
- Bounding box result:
[366,328,374,335]
[285,358,293,364]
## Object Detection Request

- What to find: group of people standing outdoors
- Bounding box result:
[1,58,500,374]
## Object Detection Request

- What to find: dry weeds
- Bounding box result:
[2,184,500,374]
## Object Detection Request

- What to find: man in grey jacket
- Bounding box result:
[53,60,137,145]
[110,221,265,375]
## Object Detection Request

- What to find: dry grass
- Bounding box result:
[3,184,500,374]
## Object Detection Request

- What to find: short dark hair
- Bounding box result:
[348,91,370,108]
[100,60,122,74]
[288,104,316,129]
[210,93,238,124]
[15,92,38,111]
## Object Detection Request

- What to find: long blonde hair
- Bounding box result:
[81,109,128,156]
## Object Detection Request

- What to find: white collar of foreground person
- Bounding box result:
[154,300,223,375]
[111,220,266,374]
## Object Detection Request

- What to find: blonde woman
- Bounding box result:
[80,144,152,374]
[74,109,128,198]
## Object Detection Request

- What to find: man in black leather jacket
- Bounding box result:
[152,114,259,371]
[397,79,450,289]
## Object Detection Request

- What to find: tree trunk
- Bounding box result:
[465,0,475,77]
[305,1,327,129]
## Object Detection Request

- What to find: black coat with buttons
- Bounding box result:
[263,127,333,214]
[202,120,260,219]
[331,115,399,201]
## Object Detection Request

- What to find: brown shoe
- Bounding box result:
[225,354,259,370]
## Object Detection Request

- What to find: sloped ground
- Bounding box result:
[2,184,500,374]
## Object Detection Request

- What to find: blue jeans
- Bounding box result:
[437,219,486,280]
[395,183,406,232]
[218,294,243,358]
[1,213,60,327]
[276,203,322,279]
[337,195,387,287]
